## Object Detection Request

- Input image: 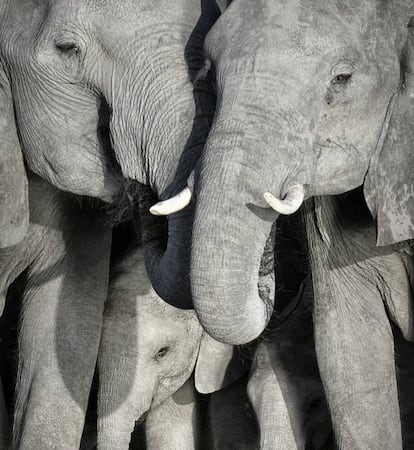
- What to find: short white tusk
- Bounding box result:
[149,187,192,216]
[263,184,305,215]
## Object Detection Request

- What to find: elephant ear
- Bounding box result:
[364,21,414,246]
[194,332,249,394]
[0,63,29,247]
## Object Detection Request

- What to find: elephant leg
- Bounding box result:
[12,207,112,450]
[312,270,401,450]
[248,279,331,450]
[305,196,403,449]
[144,378,201,450]
[248,341,304,450]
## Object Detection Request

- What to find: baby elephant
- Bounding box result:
[97,246,246,449]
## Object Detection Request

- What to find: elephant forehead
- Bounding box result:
[209,19,363,78]
[106,284,197,325]
[135,310,199,351]
[137,300,198,328]
[207,0,377,64]
[83,0,200,30]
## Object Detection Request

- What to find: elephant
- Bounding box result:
[0,0,221,307]
[304,190,414,449]
[152,0,414,345]
[97,245,248,449]
[0,0,222,446]
[247,278,332,450]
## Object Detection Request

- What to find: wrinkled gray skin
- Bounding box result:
[190,0,414,344]
[0,0,220,307]
[0,173,112,449]
[0,0,220,447]
[304,192,414,449]
[205,374,259,450]
[248,279,332,450]
[143,378,201,450]
[97,247,245,449]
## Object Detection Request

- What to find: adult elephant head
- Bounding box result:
[158,0,414,344]
[0,0,221,306]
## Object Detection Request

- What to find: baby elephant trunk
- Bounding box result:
[97,355,153,450]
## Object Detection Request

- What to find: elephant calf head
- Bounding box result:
[97,246,249,449]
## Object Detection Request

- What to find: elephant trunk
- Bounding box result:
[191,188,276,344]
[0,63,29,247]
[99,3,218,309]
[97,356,153,450]
[191,127,286,344]
[137,186,194,308]
[131,69,214,309]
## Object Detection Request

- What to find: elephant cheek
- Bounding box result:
[311,145,367,196]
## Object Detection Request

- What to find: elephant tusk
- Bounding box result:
[149,187,192,216]
[263,184,305,215]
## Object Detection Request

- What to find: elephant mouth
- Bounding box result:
[104,178,144,226]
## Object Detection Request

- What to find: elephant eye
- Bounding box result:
[332,73,352,85]
[55,41,80,56]
[154,346,170,361]
[330,61,354,89]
